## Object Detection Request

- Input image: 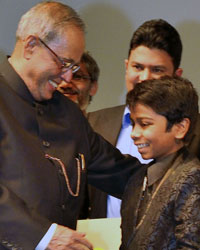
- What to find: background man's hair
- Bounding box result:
[128,19,182,70]
[126,76,199,142]
[80,51,100,103]
[81,51,100,83]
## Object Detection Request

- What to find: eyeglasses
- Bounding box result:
[73,73,91,82]
[38,38,80,74]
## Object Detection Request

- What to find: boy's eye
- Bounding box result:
[140,122,150,127]
[141,123,148,127]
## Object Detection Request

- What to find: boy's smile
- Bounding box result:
[130,103,184,161]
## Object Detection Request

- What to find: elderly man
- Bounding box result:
[0,2,140,249]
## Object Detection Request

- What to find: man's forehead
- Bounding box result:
[129,45,172,65]
[52,28,85,62]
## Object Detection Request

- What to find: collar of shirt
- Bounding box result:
[122,106,131,128]
[1,58,61,106]
[1,58,36,104]
[147,151,179,187]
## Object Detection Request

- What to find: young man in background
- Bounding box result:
[87,19,184,219]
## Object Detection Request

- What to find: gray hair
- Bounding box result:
[16,1,85,43]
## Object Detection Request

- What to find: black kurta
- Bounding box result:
[0,59,140,249]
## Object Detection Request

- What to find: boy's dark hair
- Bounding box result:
[128,19,182,71]
[126,76,199,142]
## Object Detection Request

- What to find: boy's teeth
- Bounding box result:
[138,143,149,148]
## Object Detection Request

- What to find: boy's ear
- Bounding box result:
[174,118,190,140]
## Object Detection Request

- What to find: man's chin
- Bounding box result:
[64,94,78,103]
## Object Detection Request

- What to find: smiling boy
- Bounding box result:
[120,76,200,250]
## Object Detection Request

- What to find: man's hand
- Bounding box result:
[46,225,93,250]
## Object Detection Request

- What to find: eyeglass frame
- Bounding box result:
[38,37,80,74]
[72,73,91,82]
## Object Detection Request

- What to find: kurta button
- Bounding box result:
[43,141,50,147]
[61,204,66,210]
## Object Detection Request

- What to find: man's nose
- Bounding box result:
[60,69,73,83]
[139,69,152,82]
[58,81,73,89]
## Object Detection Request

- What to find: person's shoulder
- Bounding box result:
[183,154,200,173]
[173,151,200,186]
[87,104,125,120]
[52,90,86,119]
[89,104,125,115]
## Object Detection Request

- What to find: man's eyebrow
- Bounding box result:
[61,57,74,63]
[151,65,167,69]
[130,60,142,65]
[74,69,84,74]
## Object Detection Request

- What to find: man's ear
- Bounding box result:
[174,118,190,140]
[175,67,183,77]
[23,35,38,59]
[124,59,128,71]
[89,81,98,97]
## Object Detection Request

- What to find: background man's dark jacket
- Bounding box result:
[86,105,125,218]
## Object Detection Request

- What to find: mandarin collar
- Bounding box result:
[147,147,186,187]
[0,58,45,105]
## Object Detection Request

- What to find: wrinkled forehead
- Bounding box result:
[49,26,85,63]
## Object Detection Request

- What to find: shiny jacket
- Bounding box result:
[121,148,200,250]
